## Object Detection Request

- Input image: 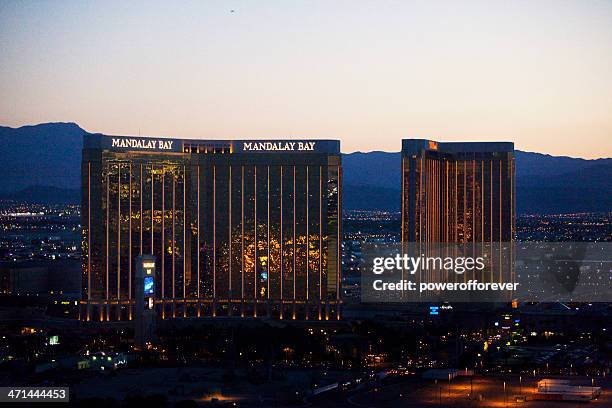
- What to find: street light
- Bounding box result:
[503,381,507,408]
[519,375,522,396]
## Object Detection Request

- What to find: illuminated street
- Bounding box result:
[319,375,611,408]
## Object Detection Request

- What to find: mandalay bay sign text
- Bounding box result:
[111,138,174,150]
[242,141,316,152]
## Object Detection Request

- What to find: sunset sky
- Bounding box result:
[1,0,611,158]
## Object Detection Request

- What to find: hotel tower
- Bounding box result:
[401,139,515,244]
[81,134,342,321]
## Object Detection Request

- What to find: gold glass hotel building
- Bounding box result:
[401,139,515,244]
[81,134,342,321]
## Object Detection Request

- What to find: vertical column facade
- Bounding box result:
[401,139,514,244]
[81,135,341,321]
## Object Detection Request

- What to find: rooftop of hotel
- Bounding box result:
[83,133,341,154]
[402,138,514,154]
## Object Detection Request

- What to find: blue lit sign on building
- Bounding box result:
[144,276,154,295]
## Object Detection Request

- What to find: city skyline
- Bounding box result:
[1,1,612,159]
[0,2,609,406]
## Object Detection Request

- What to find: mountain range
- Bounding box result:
[1,123,610,214]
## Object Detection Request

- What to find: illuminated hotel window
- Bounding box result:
[81,134,341,321]
[183,143,232,154]
[401,139,515,244]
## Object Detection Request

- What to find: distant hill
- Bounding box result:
[340,150,612,213]
[0,122,610,214]
[0,122,85,193]
[343,184,401,212]
[514,151,612,178]
[516,162,612,214]
[342,151,400,190]
[342,150,612,187]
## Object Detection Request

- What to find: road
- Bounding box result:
[309,375,610,408]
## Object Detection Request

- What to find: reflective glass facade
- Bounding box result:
[82,135,341,321]
[401,139,515,244]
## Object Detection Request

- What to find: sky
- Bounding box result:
[1,0,611,158]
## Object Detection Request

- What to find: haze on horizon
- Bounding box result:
[1,0,611,158]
